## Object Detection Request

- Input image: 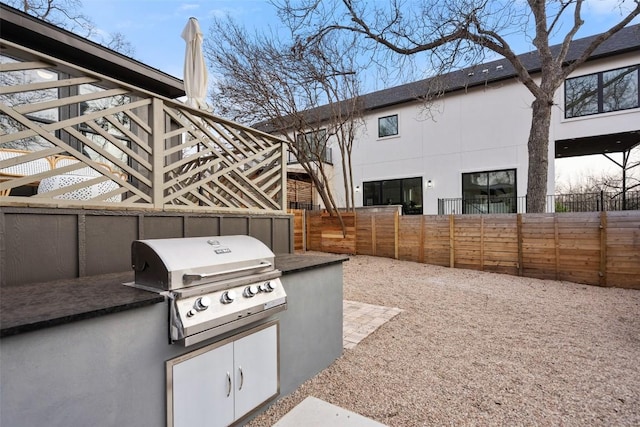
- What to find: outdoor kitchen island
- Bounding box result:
[0,252,348,427]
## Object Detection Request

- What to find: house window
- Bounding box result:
[378,114,398,138]
[462,169,516,214]
[295,129,330,163]
[363,176,422,215]
[565,64,639,118]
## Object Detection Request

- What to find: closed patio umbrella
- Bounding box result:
[181,17,208,110]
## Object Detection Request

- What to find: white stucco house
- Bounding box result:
[285,24,639,215]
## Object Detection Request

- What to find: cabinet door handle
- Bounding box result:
[226,372,232,397]
[238,366,244,391]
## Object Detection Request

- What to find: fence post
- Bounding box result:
[151,98,164,209]
[599,211,607,286]
[419,215,425,264]
[394,210,399,260]
[554,214,560,281]
[449,214,455,268]
[479,216,485,271]
[302,209,307,252]
[517,213,523,276]
[353,209,357,255]
[393,211,400,259]
[371,214,376,256]
[280,142,287,211]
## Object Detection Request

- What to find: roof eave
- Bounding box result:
[0,3,186,99]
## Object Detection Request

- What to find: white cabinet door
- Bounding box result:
[233,324,279,420]
[171,342,235,427]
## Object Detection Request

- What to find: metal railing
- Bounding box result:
[553,191,640,212]
[438,196,525,214]
[288,201,320,210]
[0,38,286,212]
[438,191,640,214]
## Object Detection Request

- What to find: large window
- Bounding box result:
[378,114,398,138]
[565,64,639,118]
[363,177,422,215]
[294,129,331,163]
[462,169,516,214]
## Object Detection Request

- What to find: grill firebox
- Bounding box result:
[129,235,287,346]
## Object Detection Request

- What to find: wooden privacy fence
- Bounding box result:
[299,209,640,289]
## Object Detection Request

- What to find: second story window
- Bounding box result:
[295,129,331,164]
[378,114,398,138]
[565,64,639,118]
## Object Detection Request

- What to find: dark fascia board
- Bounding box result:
[0,3,185,99]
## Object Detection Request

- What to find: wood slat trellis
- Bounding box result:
[1,39,286,212]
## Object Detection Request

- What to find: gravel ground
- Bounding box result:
[248,254,640,426]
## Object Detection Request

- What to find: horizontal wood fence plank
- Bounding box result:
[299,211,640,289]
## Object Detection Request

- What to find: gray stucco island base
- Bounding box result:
[0,254,347,427]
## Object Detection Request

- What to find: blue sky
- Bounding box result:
[82,0,639,81]
[83,0,282,79]
[80,0,638,184]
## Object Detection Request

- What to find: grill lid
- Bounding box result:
[131,235,276,291]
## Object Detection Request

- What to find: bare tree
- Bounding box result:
[600,147,640,209]
[276,0,640,213]
[4,0,135,55]
[203,18,363,233]
[103,31,135,57]
[556,145,640,210]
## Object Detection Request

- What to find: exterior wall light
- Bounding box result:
[426,180,433,188]
[355,185,361,192]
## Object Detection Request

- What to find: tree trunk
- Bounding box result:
[341,147,351,211]
[347,149,355,211]
[526,98,552,213]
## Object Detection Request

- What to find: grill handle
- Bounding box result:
[182,261,272,285]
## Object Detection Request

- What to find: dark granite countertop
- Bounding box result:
[276,253,349,275]
[0,253,349,338]
[0,272,163,338]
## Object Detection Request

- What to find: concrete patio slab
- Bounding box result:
[272,396,387,427]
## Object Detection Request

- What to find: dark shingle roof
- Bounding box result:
[256,23,639,132]
[362,23,640,111]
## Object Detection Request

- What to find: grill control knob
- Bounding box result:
[260,281,277,292]
[243,285,258,298]
[186,309,196,317]
[220,290,236,304]
[194,296,211,311]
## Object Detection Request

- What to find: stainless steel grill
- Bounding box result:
[130,235,287,346]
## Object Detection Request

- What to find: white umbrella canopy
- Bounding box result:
[181,17,209,110]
